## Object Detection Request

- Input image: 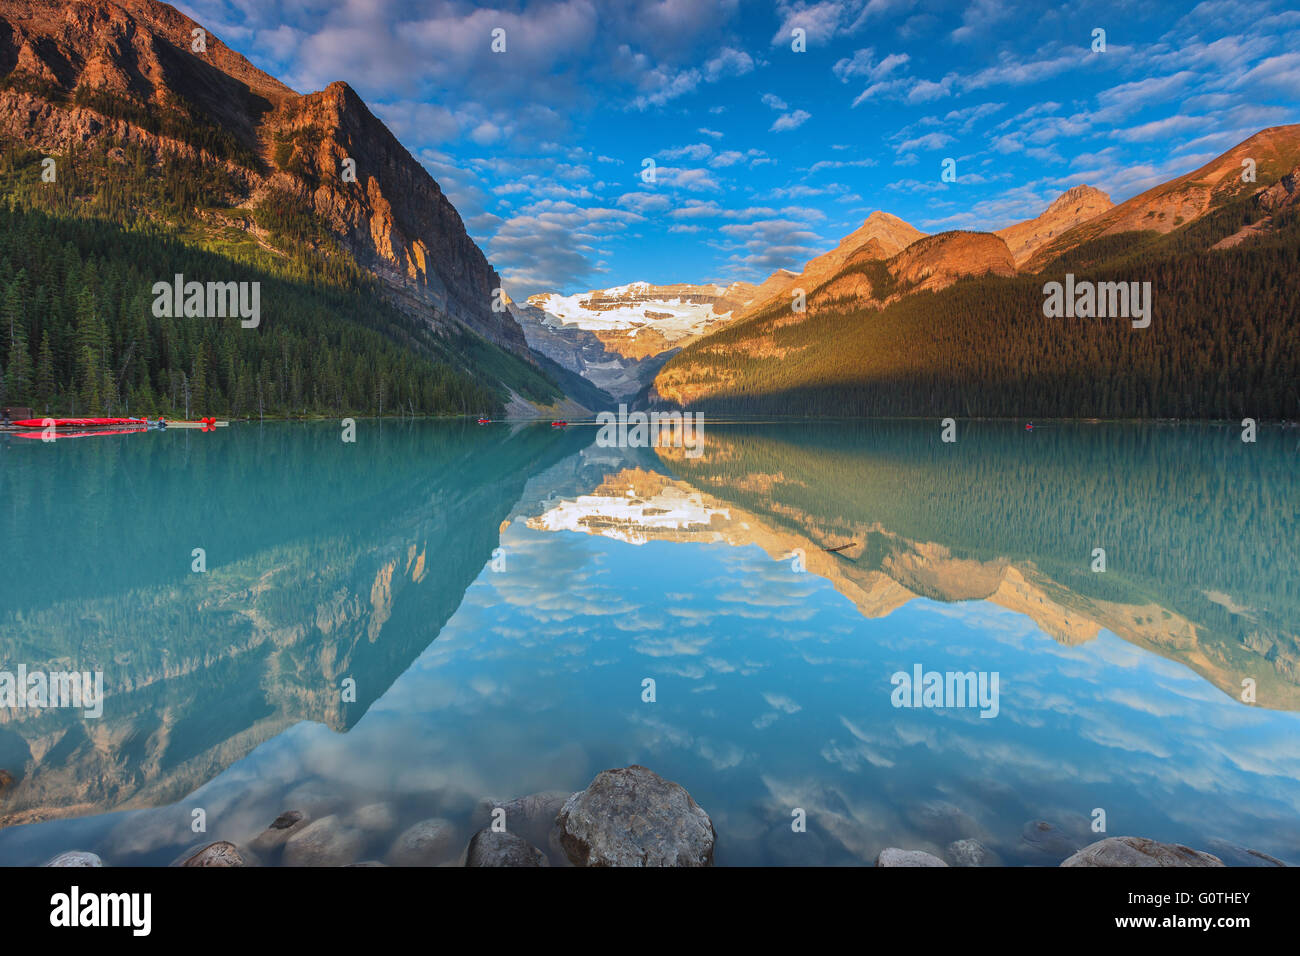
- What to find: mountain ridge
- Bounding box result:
[1024,124,1300,271]
[650,123,1300,419]
[996,184,1113,266]
[0,0,530,357]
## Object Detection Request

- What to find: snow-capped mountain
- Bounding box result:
[509,281,757,398]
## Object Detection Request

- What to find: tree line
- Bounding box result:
[658,201,1300,421]
[0,140,518,419]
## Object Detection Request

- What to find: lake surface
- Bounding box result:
[1,419,1298,866]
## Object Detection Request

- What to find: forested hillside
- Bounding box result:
[0,0,592,419]
[0,143,564,418]
[653,198,1300,420]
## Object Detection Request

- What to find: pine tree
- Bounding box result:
[76,343,101,414]
[5,325,33,404]
[191,345,210,415]
[34,330,55,410]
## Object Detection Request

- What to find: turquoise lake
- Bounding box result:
[0,420,1297,866]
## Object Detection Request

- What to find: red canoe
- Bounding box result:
[11,417,147,428]
[14,427,148,439]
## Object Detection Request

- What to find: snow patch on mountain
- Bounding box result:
[528,283,735,340]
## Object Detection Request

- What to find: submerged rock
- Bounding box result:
[947,839,993,866]
[180,841,247,867]
[250,809,310,853]
[476,789,576,865]
[1061,837,1225,867]
[348,803,398,835]
[45,850,104,867]
[556,765,715,867]
[465,829,549,867]
[1020,820,1081,860]
[0,769,13,793]
[875,848,948,867]
[906,801,980,843]
[385,818,458,867]
[282,815,364,867]
[475,791,571,841]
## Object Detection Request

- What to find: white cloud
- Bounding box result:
[771,109,812,132]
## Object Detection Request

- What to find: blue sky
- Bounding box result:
[176,0,1300,298]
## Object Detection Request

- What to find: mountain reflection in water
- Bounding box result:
[0,420,1296,866]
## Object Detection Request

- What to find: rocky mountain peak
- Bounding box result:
[1053,184,1111,207]
[0,0,528,355]
[996,185,1113,266]
[734,211,925,320]
[841,210,927,255]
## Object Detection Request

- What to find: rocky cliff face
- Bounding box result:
[264,82,526,352]
[0,0,527,355]
[508,296,658,399]
[996,185,1112,266]
[1212,162,1300,249]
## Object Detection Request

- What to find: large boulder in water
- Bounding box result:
[556,765,715,867]
[179,841,247,867]
[348,803,398,835]
[465,829,548,867]
[1061,837,1224,867]
[875,848,948,867]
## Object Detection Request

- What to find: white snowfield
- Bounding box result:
[527,487,730,545]
[527,282,736,340]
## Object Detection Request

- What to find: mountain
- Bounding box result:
[652,125,1300,419]
[748,267,800,305]
[768,228,1017,323]
[996,184,1113,266]
[738,211,927,318]
[741,191,1115,322]
[1212,161,1300,249]
[1023,125,1300,271]
[512,280,759,398]
[0,0,576,417]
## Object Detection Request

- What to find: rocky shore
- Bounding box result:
[41,766,1286,868]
